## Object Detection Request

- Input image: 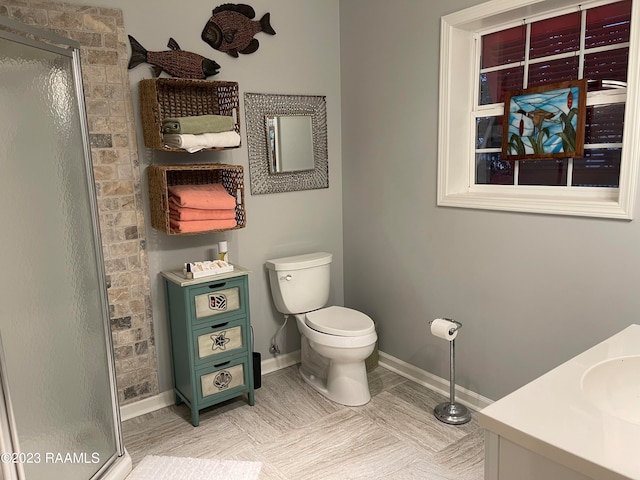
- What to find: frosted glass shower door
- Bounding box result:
[0,21,121,480]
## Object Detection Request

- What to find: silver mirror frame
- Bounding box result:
[244,92,328,195]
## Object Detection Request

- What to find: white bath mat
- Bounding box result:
[126,455,262,480]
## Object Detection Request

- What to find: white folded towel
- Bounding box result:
[163,131,241,153]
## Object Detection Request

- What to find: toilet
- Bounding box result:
[265,252,377,406]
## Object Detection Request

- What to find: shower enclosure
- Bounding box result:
[0,16,131,480]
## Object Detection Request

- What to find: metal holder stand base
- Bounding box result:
[434,401,471,425]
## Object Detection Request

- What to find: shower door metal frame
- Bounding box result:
[0,14,125,480]
[0,333,24,480]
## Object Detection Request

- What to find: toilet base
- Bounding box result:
[299,360,371,406]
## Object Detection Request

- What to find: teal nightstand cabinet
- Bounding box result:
[162,267,255,426]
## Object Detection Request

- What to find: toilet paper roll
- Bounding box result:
[430,318,458,341]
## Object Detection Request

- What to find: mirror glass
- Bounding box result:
[266,115,314,173]
[245,93,328,195]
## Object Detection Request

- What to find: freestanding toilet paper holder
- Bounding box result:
[430,318,471,425]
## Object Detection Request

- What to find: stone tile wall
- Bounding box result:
[0,0,158,405]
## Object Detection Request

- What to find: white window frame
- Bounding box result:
[437,0,640,219]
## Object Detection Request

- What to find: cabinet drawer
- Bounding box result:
[194,317,247,364]
[198,357,248,400]
[191,278,246,321]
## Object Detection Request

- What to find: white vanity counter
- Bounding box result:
[479,324,640,480]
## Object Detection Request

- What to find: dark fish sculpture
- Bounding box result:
[201,3,276,58]
[127,35,221,79]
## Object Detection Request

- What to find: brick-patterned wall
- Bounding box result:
[0,0,158,405]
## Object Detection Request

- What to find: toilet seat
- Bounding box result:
[305,306,375,337]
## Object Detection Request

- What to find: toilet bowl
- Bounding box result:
[296,306,377,406]
[265,252,377,406]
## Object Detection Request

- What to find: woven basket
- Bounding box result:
[139,78,240,151]
[147,164,245,235]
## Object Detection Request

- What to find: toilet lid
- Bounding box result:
[305,306,375,337]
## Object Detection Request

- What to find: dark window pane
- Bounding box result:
[527,56,579,87]
[475,2,627,190]
[476,116,503,149]
[584,48,629,91]
[585,0,632,49]
[572,149,621,187]
[476,153,514,185]
[585,103,625,144]
[480,68,524,105]
[529,12,581,59]
[481,26,526,69]
[519,159,568,186]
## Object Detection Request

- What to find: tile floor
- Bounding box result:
[122,365,484,479]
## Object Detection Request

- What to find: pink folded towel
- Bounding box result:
[169,204,236,221]
[167,183,236,210]
[169,218,237,233]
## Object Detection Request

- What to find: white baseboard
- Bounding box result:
[378,351,493,411]
[120,349,491,420]
[119,350,302,421]
[260,350,301,375]
[120,389,175,422]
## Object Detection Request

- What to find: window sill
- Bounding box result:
[438,187,632,219]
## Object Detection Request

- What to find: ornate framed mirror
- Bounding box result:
[244,92,328,195]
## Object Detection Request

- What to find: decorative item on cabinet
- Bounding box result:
[139,78,240,151]
[162,268,255,426]
[148,164,246,235]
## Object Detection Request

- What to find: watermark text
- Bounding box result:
[0,452,100,464]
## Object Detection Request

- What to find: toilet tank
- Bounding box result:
[265,252,332,314]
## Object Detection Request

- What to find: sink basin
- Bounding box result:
[581,355,640,424]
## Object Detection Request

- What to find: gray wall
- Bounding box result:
[60,0,640,402]
[63,0,343,392]
[340,0,640,400]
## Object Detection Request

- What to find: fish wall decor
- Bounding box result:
[201,3,276,57]
[128,36,221,79]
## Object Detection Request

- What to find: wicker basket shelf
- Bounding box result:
[147,164,246,235]
[139,78,241,152]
